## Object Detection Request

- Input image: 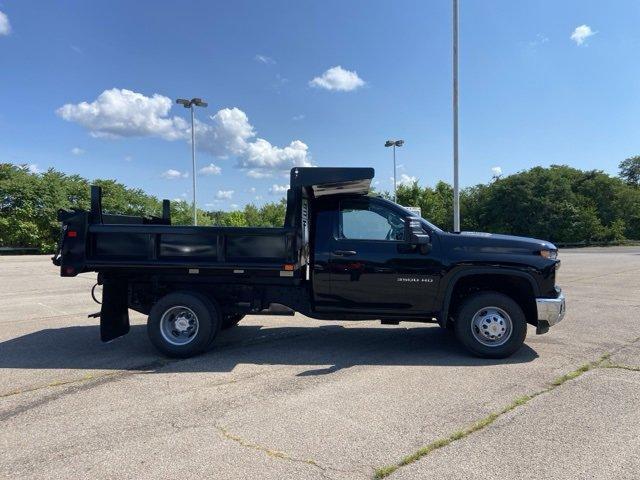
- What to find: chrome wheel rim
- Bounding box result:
[471,306,513,347]
[160,306,199,346]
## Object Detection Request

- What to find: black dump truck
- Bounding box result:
[53,167,565,359]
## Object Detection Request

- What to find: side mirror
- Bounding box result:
[405,218,430,247]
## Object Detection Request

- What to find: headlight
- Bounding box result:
[539,249,558,260]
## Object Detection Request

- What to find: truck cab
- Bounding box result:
[311,194,443,315]
[53,167,565,359]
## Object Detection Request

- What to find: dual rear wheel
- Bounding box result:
[147,292,243,358]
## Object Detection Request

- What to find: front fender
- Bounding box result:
[438,267,540,327]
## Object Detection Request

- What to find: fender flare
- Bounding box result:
[439,267,540,327]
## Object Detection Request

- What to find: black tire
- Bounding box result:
[147,291,221,358]
[454,292,527,358]
[222,314,245,330]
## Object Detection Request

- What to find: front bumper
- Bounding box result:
[535,291,566,334]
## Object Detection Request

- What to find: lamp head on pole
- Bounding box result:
[385,139,405,147]
[191,98,208,108]
[176,98,208,108]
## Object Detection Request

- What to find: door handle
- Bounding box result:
[333,250,357,256]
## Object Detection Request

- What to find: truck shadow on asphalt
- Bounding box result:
[0,325,538,376]
[0,323,538,375]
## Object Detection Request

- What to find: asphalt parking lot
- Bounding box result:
[1,248,639,479]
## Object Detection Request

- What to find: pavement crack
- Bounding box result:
[0,372,120,399]
[0,359,173,420]
[0,330,315,401]
[603,364,640,372]
[214,423,353,479]
[372,352,614,479]
[600,357,640,372]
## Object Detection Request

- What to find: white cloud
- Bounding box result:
[124,155,133,162]
[195,107,254,157]
[395,174,417,186]
[216,190,234,199]
[237,139,311,176]
[161,169,188,180]
[58,90,311,177]
[269,184,289,195]
[196,108,311,177]
[292,114,305,121]
[199,163,221,176]
[70,45,83,54]
[309,66,365,92]
[57,88,188,139]
[491,166,503,177]
[71,147,85,155]
[247,169,273,178]
[230,204,240,210]
[0,11,11,36]
[248,187,256,193]
[255,54,275,64]
[571,25,596,46]
[26,164,41,174]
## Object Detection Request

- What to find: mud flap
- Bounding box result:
[100,277,130,342]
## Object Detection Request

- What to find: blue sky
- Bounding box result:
[1,0,639,211]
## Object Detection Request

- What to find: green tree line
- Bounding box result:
[1,156,639,252]
[394,158,640,244]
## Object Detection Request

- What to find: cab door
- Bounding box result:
[326,197,441,314]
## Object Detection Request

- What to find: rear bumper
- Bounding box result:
[535,291,566,334]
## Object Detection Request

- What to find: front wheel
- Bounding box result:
[454,292,527,358]
[147,292,221,358]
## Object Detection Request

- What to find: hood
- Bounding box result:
[445,231,557,256]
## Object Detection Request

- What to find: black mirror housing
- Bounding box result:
[405,218,430,246]
[412,232,430,245]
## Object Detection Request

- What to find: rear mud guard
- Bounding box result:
[100,277,130,342]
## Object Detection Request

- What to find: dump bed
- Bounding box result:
[53,186,300,279]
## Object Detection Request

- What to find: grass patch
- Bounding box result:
[373,356,611,479]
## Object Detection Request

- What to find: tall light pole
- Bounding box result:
[385,139,404,202]
[176,97,208,225]
[452,0,460,232]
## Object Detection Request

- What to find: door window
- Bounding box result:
[339,200,405,241]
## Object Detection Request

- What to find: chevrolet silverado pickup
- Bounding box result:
[53,167,565,358]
